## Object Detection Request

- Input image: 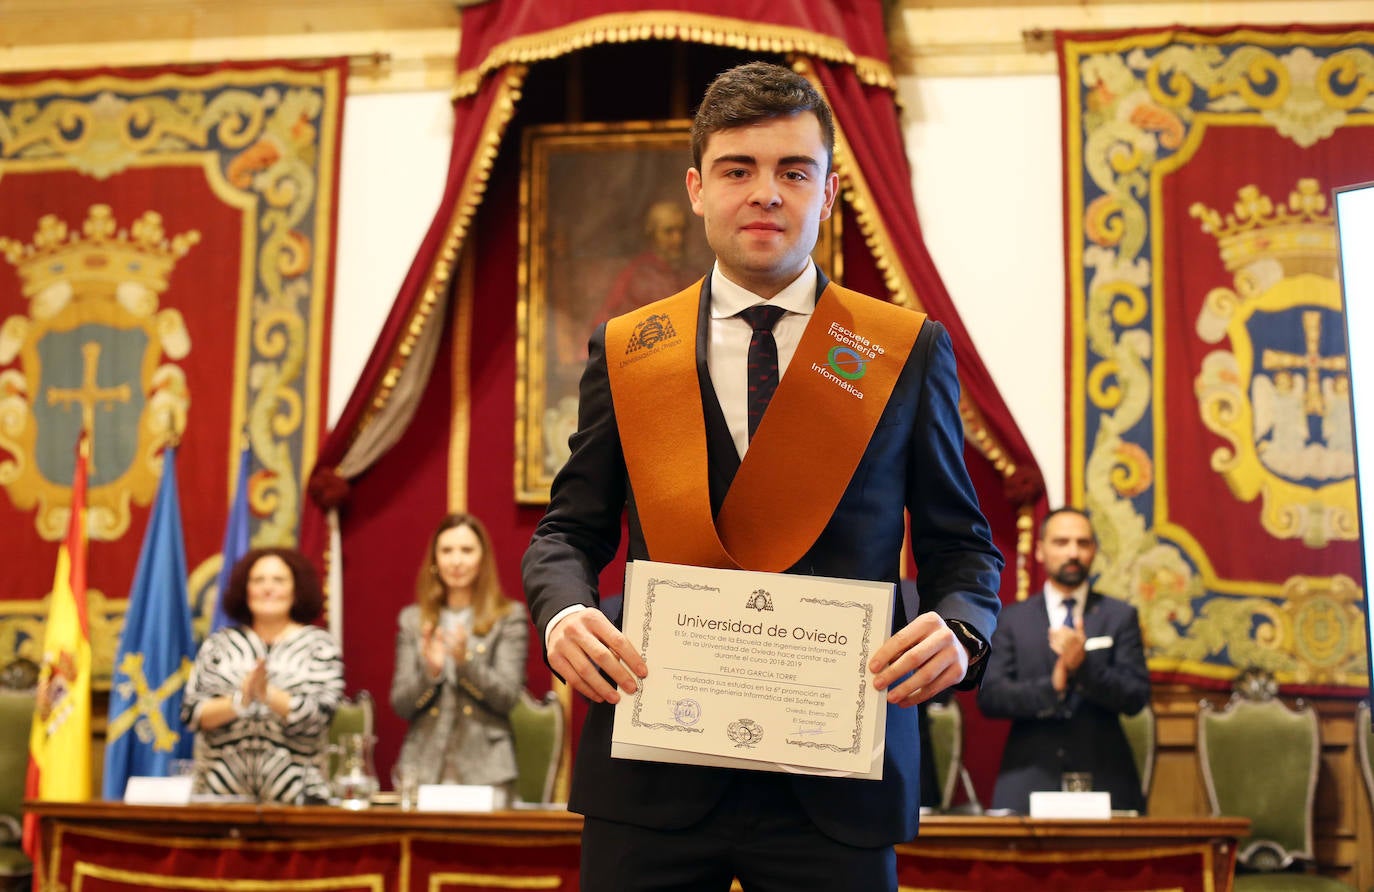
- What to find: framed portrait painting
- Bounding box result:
[515,119,841,503]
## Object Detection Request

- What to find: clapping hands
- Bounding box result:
[243,658,269,703]
[1048,626,1086,692]
[420,621,469,679]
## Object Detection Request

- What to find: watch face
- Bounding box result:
[948,620,986,661]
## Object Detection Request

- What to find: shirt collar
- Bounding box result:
[709,262,817,320]
[1043,582,1089,615]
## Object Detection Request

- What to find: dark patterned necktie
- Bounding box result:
[1062,598,1077,629]
[738,304,787,442]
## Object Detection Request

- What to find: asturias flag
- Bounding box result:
[24,433,93,856]
[210,443,251,633]
[102,445,196,799]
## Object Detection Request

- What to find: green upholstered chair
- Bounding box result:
[0,660,37,692]
[925,698,982,813]
[926,699,962,812]
[1119,701,1156,801]
[509,689,564,805]
[0,673,37,891]
[1197,671,1356,892]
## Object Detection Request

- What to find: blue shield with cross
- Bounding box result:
[36,323,147,488]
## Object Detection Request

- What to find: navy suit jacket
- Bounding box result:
[977,588,1150,814]
[522,271,1003,848]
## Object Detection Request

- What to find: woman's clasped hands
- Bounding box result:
[420,621,469,679]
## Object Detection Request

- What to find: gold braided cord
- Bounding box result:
[448,244,477,513]
[354,66,527,439]
[798,56,1033,516]
[958,392,1018,482]
[453,11,895,99]
[1015,503,1035,600]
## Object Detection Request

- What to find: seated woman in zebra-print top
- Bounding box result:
[181,547,344,804]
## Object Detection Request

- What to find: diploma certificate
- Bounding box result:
[611,560,892,778]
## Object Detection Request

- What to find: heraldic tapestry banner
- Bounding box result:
[0,60,345,681]
[1060,25,1373,693]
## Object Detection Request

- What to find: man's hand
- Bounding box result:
[1048,626,1086,692]
[548,609,647,704]
[868,613,969,707]
[1048,627,1086,670]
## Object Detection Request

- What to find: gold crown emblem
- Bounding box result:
[0,204,200,300]
[1189,179,1335,277]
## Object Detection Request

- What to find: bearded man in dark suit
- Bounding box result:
[978,507,1150,814]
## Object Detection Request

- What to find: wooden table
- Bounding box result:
[898,815,1247,892]
[26,801,1246,891]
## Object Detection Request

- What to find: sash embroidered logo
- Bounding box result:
[826,345,870,381]
[811,339,871,400]
[625,313,678,354]
[816,320,887,398]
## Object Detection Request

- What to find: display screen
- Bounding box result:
[1334,180,1374,711]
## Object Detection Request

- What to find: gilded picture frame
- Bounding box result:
[515,119,842,504]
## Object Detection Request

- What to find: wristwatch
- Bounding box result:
[946,619,989,668]
[231,689,249,716]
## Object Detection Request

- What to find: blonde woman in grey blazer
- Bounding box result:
[390,513,528,793]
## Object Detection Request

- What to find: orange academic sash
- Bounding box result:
[605,279,925,572]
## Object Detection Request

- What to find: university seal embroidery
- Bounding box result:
[625,312,677,354]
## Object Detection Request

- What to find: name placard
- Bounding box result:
[415,784,502,812]
[123,776,194,805]
[1028,791,1112,819]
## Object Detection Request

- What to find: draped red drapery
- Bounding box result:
[303,0,1045,803]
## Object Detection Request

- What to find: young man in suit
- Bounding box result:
[522,61,1003,892]
[978,507,1151,814]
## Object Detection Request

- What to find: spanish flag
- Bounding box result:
[23,433,92,858]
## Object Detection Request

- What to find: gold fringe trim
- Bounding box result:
[796,57,916,310]
[958,395,1017,483]
[1016,503,1035,600]
[355,66,527,439]
[453,11,895,99]
[448,243,477,513]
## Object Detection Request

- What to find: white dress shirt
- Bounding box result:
[545,264,819,648]
[706,263,817,458]
[1043,583,1088,629]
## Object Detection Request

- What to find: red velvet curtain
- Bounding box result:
[300,75,510,556]
[305,0,1045,799]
